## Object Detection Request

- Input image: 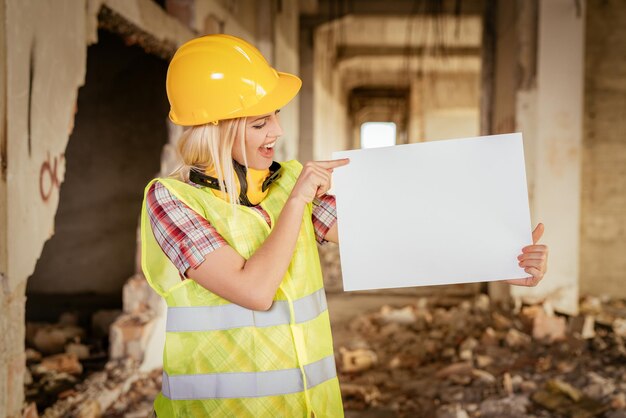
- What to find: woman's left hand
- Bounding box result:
[505,223,548,287]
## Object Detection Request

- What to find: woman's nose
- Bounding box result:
[268,115,284,137]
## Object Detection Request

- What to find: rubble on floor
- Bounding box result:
[336,294,626,417]
[24,313,114,413]
[35,358,160,418]
[24,274,162,416]
[28,294,626,418]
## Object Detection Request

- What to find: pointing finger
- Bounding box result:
[315,158,350,170]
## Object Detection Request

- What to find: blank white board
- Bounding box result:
[331,133,533,291]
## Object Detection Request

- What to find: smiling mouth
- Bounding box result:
[261,141,276,150]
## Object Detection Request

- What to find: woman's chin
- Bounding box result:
[247,160,273,171]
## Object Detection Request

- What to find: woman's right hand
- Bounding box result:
[188,158,349,311]
[289,159,350,204]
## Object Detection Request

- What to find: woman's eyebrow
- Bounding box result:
[250,115,270,123]
[250,110,279,123]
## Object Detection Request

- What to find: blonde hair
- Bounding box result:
[168,118,248,207]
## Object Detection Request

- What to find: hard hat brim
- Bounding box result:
[230,71,302,121]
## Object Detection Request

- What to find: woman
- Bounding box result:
[141,34,548,417]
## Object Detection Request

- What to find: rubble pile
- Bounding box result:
[24,274,163,416]
[36,358,160,418]
[24,309,120,412]
[28,293,626,418]
[335,295,626,417]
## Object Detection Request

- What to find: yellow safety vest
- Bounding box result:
[140,160,344,417]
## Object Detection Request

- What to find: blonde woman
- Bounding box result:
[141,35,549,417]
[141,34,348,417]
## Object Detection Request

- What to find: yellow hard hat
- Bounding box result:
[166,34,302,126]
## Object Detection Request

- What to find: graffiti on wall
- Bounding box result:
[39,151,64,202]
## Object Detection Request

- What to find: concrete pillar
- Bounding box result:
[486,0,583,315]
[313,22,349,159]
[580,0,626,297]
[0,0,7,292]
[273,0,299,161]
[408,77,424,143]
[298,27,314,162]
[511,0,585,315]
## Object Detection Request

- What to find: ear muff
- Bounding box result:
[189,161,282,206]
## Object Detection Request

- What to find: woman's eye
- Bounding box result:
[252,122,266,129]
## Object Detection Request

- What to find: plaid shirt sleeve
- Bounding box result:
[312,194,337,245]
[145,181,227,279]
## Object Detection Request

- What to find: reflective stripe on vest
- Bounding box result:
[162,354,337,400]
[166,287,328,332]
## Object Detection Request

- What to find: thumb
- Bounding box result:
[532,223,545,244]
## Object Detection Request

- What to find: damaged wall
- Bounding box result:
[1,0,302,414]
[1,1,89,415]
[0,0,194,415]
[26,30,169,295]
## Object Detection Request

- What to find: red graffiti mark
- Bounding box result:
[39,152,64,202]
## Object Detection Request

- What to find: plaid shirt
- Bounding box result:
[146,180,337,279]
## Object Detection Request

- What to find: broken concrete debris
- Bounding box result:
[531,378,610,418]
[35,353,83,376]
[334,294,626,417]
[27,292,626,418]
[340,347,379,373]
[29,324,86,355]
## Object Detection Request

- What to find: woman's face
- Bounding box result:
[233,110,283,170]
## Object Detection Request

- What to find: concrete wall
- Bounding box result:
[194,0,257,39]
[1,1,90,415]
[580,0,626,297]
[420,73,480,142]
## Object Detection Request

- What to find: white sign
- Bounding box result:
[331,133,532,291]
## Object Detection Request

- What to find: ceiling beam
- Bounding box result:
[337,45,481,61]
